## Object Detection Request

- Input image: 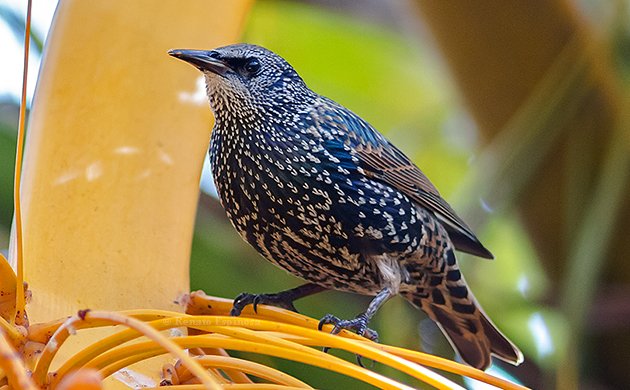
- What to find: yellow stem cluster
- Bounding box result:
[0,331,36,390]
[0,291,528,389]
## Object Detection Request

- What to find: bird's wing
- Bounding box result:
[332,106,493,259]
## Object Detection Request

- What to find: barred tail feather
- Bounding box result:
[403,287,523,370]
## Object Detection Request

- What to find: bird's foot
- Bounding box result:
[318,313,379,367]
[318,313,379,342]
[230,291,298,316]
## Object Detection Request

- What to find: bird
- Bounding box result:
[168,43,523,370]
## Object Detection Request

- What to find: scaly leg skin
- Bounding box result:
[230,283,326,316]
[318,287,395,365]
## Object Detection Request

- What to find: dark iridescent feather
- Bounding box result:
[328,102,493,259]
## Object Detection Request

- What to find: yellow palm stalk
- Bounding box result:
[16,0,251,323]
[6,0,251,387]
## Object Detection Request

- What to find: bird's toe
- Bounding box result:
[231,291,301,316]
[230,292,256,316]
[318,313,379,340]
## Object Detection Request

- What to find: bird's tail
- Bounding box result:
[401,269,523,370]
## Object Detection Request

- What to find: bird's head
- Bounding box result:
[169,44,313,116]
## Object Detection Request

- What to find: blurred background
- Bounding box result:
[1,1,629,388]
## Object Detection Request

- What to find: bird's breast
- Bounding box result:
[208,120,425,292]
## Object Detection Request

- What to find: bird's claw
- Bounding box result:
[318,313,378,366]
[230,291,298,316]
[317,313,378,340]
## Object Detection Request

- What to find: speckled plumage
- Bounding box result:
[169,44,523,370]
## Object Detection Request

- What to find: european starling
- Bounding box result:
[169,44,523,370]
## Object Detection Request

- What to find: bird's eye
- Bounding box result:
[243,58,261,75]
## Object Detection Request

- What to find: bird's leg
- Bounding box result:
[318,287,395,343]
[230,283,326,316]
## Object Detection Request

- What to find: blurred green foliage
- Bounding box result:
[0,109,17,248]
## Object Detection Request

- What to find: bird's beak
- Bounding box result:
[168,49,229,76]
